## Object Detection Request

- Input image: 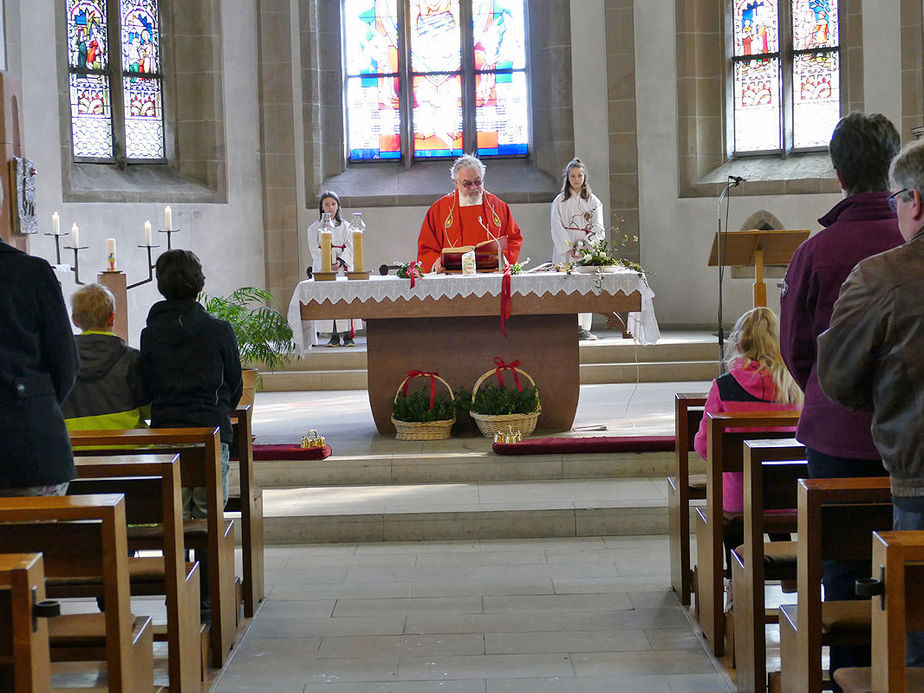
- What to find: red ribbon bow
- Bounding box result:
[500,264,512,336]
[492,357,522,391]
[409,264,422,289]
[403,370,439,409]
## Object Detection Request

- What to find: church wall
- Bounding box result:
[17,0,265,346]
[633,0,906,327]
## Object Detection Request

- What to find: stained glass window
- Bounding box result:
[730,0,840,154]
[342,0,529,162]
[67,0,165,162]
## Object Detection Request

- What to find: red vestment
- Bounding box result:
[416,190,523,272]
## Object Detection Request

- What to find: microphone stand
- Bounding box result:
[716,177,741,374]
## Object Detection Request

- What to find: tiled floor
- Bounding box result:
[209,360,730,691]
[212,536,730,692]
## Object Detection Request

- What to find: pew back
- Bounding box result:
[0,553,53,693]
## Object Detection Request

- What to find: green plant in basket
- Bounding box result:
[392,389,455,423]
[470,382,540,416]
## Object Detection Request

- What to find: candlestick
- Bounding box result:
[70,223,79,248]
[165,205,172,231]
[106,238,116,271]
[352,229,364,273]
[144,220,152,246]
[52,212,60,235]
[320,231,332,273]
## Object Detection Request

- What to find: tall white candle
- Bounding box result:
[70,223,79,247]
[52,211,60,235]
[352,230,364,273]
[106,237,116,258]
[164,205,172,231]
[144,220,152,246]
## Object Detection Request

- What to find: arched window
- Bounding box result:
[731,0,840,154]
[342,0,529,162]
[66,0,165,162]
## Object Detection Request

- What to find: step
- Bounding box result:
[260,477,674,544]
[230,449,682,489]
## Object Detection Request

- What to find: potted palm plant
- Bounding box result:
[200,287,297,407]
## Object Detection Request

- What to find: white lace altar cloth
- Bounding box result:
[287,270,660,356]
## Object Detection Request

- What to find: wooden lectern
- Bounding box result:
[708,229,810,306]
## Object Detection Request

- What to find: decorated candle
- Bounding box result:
[320,231,332,273]
[352,230,364,273]
[144,220,152,246]
[52,211,60,235]
[164,205,172,231]
[70,223,79,247]
[106,238,116,268]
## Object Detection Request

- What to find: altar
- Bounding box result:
[287,271,660,434]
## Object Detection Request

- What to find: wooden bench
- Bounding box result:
[0,553,57,693]
[66,455,202,690]
[228,404,264,617]
[731,438,806,693]
[694,409,801,656]
[69,428,237,669]
[0,494,153,692]
[668,392,707,606]
[835,530,924,693]
[779,477,893,693]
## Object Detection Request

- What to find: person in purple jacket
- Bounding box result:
[779,111,902,689]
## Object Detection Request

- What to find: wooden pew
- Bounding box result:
[228,404,264,617]
[668,392,707,606]
[694,409,801,656]
[835,530,924,693]
[0,494,153,692]
[69,428,237,669]
[779,477,893,693]
[66,455,202,691]
[0,553,57,693]
[732,438,806,693]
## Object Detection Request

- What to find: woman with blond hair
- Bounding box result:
[693,307,803,598]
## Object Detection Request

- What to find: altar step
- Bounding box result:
[260,330,720,392]
[258,477,676,544]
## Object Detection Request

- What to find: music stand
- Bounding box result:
[708,229,810,306]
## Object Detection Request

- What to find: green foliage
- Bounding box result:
[577,239,619,267]
[200,287,296,370]
[392,389,455,422]
[395,260,422,278]
[470,382,540,415]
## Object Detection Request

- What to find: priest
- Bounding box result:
[416,154,523,273]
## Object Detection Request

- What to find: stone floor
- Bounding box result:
[211,536,730,692]
[205,370,734,692]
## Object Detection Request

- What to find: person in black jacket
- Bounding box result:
[140,249,242,518]
[0,239,79,495]
[141,249,242,623]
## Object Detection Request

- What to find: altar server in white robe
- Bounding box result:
[307,191,361,347]
[550,158,606,340]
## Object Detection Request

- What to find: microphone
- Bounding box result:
[728,175,746,186]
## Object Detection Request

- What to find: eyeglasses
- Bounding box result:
[460,178,482,189]
[888,188,910,214]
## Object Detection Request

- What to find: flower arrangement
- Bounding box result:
[395,260,422,279]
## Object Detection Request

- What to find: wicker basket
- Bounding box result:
[469,366,541,439]
[391,372,456,440]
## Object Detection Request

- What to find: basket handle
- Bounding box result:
[394,371,455,410]
[472,364,537,397]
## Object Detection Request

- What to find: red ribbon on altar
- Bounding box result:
[409,264,422,289]
[403,370,439,410]
[492,357,522,391]
[500,264,512,336]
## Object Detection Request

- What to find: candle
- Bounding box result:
[144,220,152,246]
[52,211,60,235]
[320,231,332,273]
[164,205,172,231]
[106,238,116,270]
[352,229,364,273]
[70,223,79,247]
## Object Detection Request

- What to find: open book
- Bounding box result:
[441,236,508,273]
